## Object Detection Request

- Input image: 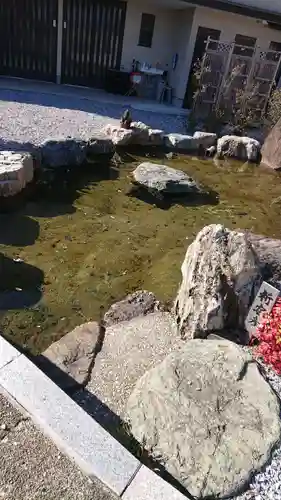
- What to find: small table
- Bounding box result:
[139,67,164,100]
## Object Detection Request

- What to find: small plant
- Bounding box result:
[191,53,280,133]
[266,87,281,129]
[253,298,281,374]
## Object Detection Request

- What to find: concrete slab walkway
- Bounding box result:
[0,77,188,116]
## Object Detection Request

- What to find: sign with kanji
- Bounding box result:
[245,281,280,335]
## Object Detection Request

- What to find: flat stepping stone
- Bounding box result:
[86,312,181,420]
[126,338,281,499]
[132,162,203,195]
[38,322,100,390]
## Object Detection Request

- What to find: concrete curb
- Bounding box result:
[0,335,187,499]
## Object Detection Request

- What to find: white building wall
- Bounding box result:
[121,0,195,105]
[120,1,281,108]
[176,6,281,107]
[169,8,195,106]
[192,7,281,47]
[121,0,176,72]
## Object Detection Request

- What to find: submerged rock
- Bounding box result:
[217,135,261,162]
[132,162,204,195]
[174,224,262,339]
[126,338,281,499]
[103,290,162,328]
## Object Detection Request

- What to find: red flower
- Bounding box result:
[252,298,281,374]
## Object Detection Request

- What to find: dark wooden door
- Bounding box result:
[183,26,221,109]
[0,0,58,81]
[61,0,127,88]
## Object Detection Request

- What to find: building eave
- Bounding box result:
[187,0,281,24]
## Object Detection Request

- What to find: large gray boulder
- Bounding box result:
[103,122,164,147]
[193,131,217,148]
[87,134,115,162]
[103,124,135,146]
[132,162,203,195]
[103,290,162,328]
[40,138,88,167]
[126,339,281,499]
[165,133,198,151]
[217,135,261,162]
[261,117,281,169]
[0,151,34,197]
[174,224,262,339]
[40,134,114,167]
[244,232,281,283]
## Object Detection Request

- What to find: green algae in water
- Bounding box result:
[1,154,281,355]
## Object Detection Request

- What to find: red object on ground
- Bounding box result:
[253,297,281,373]
[130,72,142,85]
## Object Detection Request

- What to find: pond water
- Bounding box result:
[1,152,281,355]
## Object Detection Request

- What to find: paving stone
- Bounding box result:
[0,354,140,495]
[123,465,186,500]
[37,321,100,390]
[0,335,21,370]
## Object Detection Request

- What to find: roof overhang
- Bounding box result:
[187,0,281,25]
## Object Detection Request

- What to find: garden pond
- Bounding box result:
[1,152,281,354]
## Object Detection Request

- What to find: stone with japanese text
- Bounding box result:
[245,281,280,335]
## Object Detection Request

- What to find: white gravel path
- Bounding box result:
[0,88,185,150]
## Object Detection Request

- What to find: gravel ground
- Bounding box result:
[0,88,185,150]
[234,355,281,500]
[0,392,118,500]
